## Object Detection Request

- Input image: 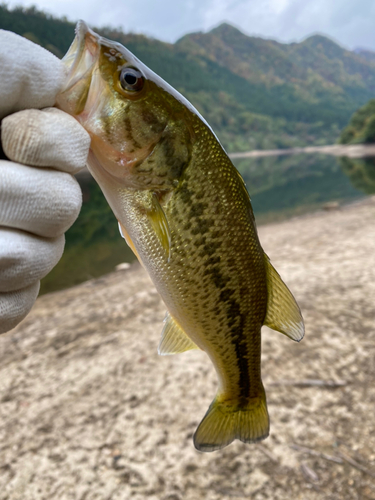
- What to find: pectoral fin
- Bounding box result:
[158,313,200,355]
[263,253,304,342]
[146,193,171,262]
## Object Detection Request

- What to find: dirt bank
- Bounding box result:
[1,198,374,500]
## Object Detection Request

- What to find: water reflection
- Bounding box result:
[338,157,375,195]
[232,154,367,224]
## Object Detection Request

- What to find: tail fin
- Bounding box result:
[193,393,269,452]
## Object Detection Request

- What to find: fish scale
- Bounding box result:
[162,120,267,397]
[56,21,304,452]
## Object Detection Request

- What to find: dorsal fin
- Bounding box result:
[158,313,200,355]
[263,253,304,342]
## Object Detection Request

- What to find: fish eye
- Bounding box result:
[119,67,144,92]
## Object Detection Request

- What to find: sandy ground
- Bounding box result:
[0,197,375,500]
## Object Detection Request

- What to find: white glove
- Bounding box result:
[0,30,91,334]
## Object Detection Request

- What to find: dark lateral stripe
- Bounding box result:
[232,317,250,403]
[222,293,250,402]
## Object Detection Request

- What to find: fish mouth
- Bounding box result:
[60,21,100,94]
[56,21,104,119]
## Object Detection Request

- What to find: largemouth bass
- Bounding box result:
[56,22,304,452]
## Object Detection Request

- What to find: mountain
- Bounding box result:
[354,47,375,64]
[175,25,375,123]
[0,5,74,58]
[2,6,375,152]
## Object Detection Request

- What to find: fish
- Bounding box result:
[56,21,304,452]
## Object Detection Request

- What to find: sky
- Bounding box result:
[5,0,375,51]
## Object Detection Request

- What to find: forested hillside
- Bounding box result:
[339,99,375,144]
[2,4,375,151]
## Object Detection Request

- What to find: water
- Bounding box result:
[40,154,369,294]
[233,154,367,224]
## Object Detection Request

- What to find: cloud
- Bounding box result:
[199,0,375,50]
[5,0,375,50]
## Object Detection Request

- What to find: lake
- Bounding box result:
[40,153,369,294]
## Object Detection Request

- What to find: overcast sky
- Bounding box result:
[6,0,375,51]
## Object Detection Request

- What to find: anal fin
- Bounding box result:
[158,313,199,355]
[263,253,305,342]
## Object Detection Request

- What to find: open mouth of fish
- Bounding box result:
[57,21,109,121]
[61,21,100,93]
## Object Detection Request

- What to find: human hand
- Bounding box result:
[0,30,91,334]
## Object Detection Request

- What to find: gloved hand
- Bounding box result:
[0,30,91,334]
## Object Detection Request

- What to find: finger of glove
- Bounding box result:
[0,282,40,334]
[2,108,91,175]
[0,30,66,119]
[0,228,64,292]
[0,160,82,238]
